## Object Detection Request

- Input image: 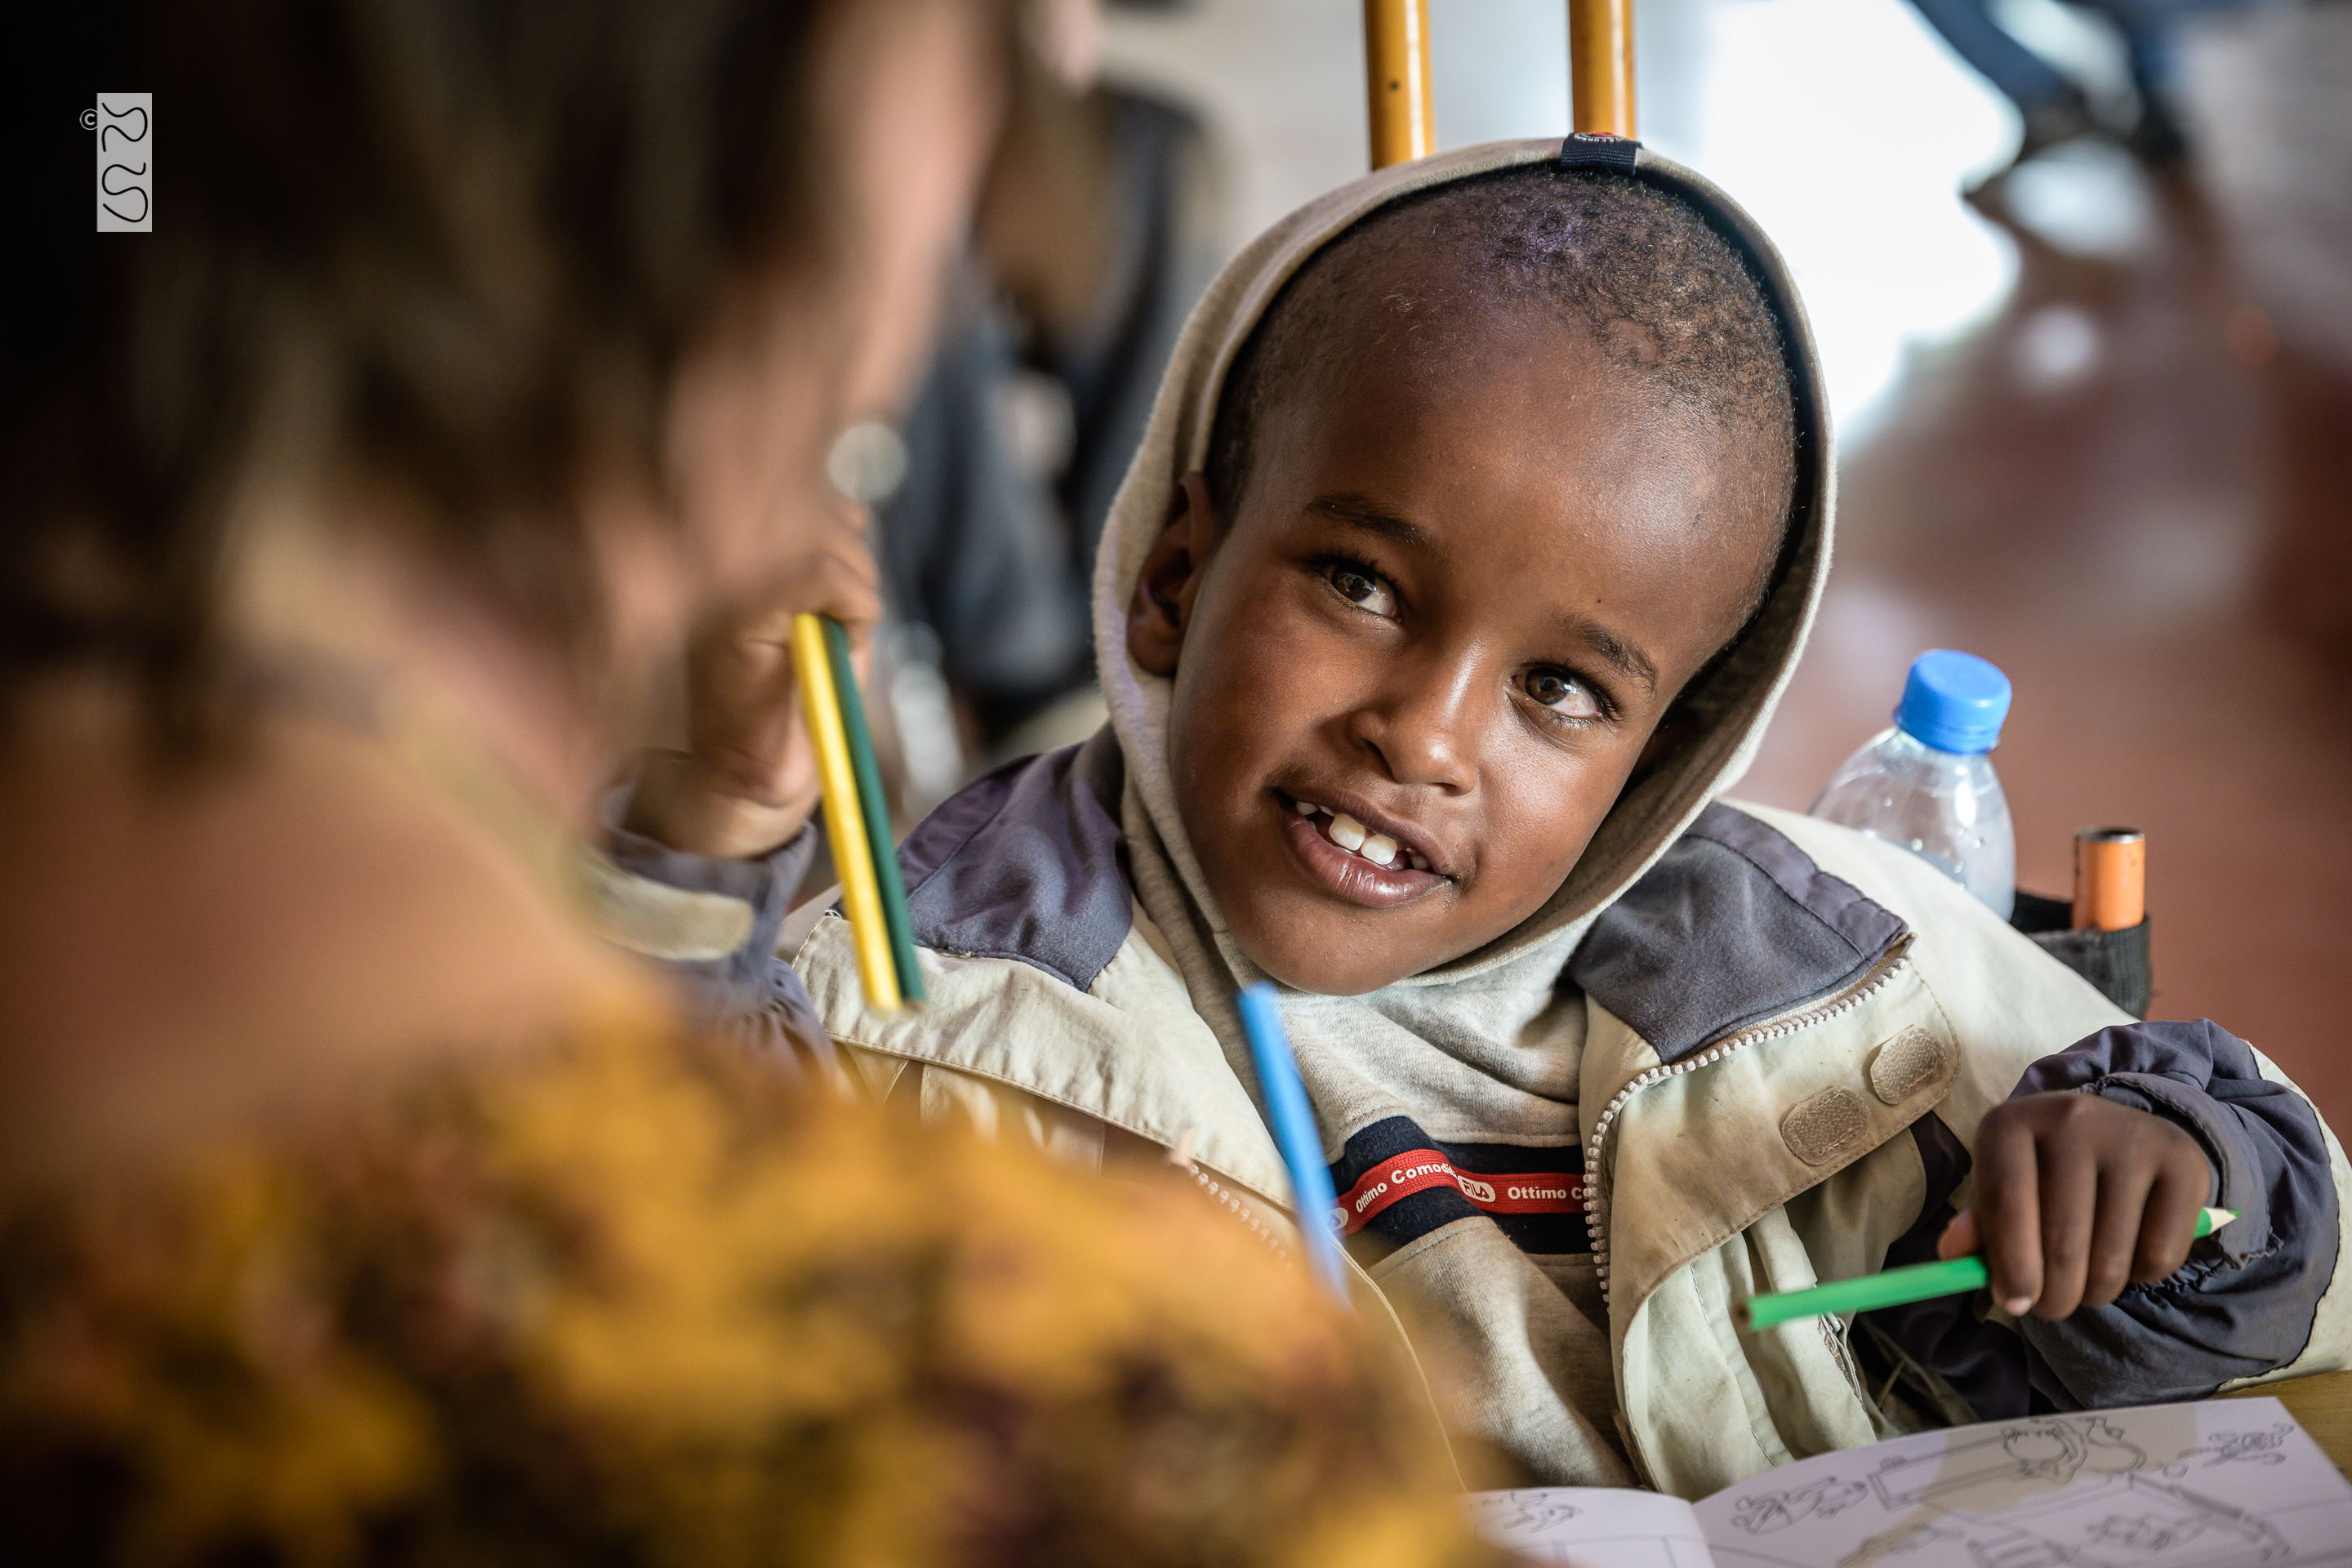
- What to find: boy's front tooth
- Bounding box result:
[1327,813,1367,852]
[1361,832,1398,866]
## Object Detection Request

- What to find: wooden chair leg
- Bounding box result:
[1569,0,1637,138]
[1363,0,1435,170]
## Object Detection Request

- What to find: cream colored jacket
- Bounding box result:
[594,136,2352,1495]
[770,791,2352,1499]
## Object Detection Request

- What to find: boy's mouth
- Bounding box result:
[1276,791,1449,908]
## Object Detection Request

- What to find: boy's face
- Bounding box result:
[1127,302,1782,995]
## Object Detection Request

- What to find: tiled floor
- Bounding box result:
[1104,0,2352,1125]
[1736,11,2352,1132]
[1738,165,2352,1131]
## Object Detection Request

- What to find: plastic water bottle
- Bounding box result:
[1811,649,2016,920]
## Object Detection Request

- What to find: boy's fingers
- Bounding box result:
[2132,1153,2207,1285]
[1936,1208,1980,1261]
[1976,1117,2043,1316]
[2082,1166,2151,1307]
[2033,1138,2101,1318]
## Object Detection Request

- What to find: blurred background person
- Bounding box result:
[868,0,1223,805]
[0,2,1490,1560]
[1906,0,2247,174]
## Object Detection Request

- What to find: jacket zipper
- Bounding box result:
[1581,935,1913,1302]
[1187,1165,1290,1257]
[1184,1158,1472,1490]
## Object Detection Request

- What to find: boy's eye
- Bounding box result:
[1525,666,1602,721]
[1324,562,1399,617]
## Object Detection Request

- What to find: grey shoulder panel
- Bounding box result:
[899,729,1134,991]
[1568,802,1909,1062]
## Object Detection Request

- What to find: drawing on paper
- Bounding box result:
[1867,1414,2149,1510]
[1466,1487,1717,1568]
[2167,1423,2295,1472]
[1730,1479,1870,1535]
[1706,1414,2310,1568]
[1836,1473,2290,1566]
[1463,1493,1586,1537]
[1904,1472,2287,1568]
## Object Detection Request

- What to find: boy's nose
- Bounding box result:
[1344,660,1479,793]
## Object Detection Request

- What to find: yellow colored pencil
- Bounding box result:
[791,613,900,1011]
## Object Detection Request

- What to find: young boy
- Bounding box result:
[600,139,2350,1495]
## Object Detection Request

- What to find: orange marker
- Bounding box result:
[2073,827,2145,932]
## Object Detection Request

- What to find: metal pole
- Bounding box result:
[1364,0,1436,169]
[1568,0,1636,138]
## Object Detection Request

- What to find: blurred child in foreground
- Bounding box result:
[0,2,1488,1560]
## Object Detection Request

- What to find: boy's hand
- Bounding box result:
[625,506,883,861]
[1937,1091,2212,1319]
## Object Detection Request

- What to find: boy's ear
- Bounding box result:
[1125,471,1223,678]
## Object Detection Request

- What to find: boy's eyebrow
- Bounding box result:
[1559,614,1660,696]
[1307,493,1438,552]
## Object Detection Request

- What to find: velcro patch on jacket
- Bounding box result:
[1780,1085,1871,1166]
[1868,1026,1948,1105]
[1329,1116,1588,1254]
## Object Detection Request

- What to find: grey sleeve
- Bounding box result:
[1860,1018,2337,1419]
[590,802,837,1085]
[2005,1018,2341,1409]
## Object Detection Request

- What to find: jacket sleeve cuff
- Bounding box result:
[580,780,818,1021]
[2006,1019,2341,1408]
[2087,1073,2252,1248]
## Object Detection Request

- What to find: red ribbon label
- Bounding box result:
[1330,1148,1584,1236]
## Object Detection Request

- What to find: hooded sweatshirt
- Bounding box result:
[1089,133,1843,1485]
[598,138,2352,1496]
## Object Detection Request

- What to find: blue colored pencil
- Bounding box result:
[1236,982,1351,1303]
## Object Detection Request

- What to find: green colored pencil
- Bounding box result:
[820,617,925,1004]
[1737,1207,2238,1331]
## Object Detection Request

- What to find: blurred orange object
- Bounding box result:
[2074,826,2147,932]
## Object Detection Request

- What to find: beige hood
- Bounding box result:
[1091,136,1832,1005]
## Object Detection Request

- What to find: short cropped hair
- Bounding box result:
[1205,168,1797,612]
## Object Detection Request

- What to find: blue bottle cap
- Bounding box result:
[1894,649,2011,755]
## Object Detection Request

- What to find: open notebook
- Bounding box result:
[1468,1397,2352,1567]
